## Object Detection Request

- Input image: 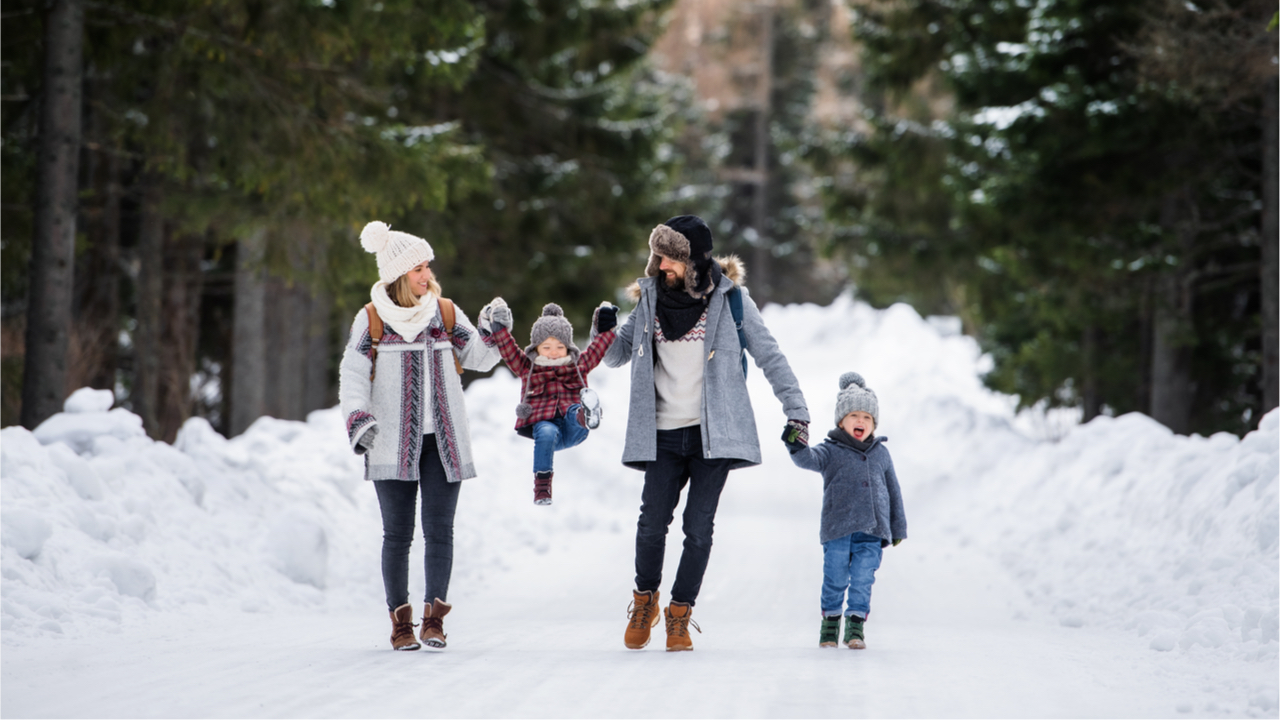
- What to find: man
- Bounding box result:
[603,215,810,651]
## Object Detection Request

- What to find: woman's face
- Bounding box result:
[405,261,434,296]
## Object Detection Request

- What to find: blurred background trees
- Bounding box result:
[2,0,1274,439]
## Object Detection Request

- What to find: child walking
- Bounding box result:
[784,371,907,649]
[480,299,618,505]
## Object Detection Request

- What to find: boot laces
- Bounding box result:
[666,611,701,638]
[392,618,418,642]
[627,598,656,630]
[422,616,445,635]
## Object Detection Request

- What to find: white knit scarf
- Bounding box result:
[370,281,438,340]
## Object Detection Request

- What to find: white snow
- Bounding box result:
[2,294,1277,717]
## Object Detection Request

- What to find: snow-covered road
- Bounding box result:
[4,297,1276,717]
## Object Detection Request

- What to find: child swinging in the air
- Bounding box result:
[480,299,618,505]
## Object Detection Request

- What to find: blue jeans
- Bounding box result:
[821,532,883,618]
[634,426,733,605]
[373,439,460,612]
[531,404,589,474]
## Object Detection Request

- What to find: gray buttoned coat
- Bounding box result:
[603,256,809,471]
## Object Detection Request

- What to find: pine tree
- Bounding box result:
[821,0,1271,435]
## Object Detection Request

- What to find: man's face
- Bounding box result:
[658,255,687,288]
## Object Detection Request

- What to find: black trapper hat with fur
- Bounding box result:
[646,215,720,299]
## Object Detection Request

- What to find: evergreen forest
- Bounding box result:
[2,0,1275,440]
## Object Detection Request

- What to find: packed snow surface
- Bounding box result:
[3,295,1277,718]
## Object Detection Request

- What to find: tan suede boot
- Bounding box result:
[624,589,660,649]
[664,601,700,652]
[389,603,421,651]
[420,598,452,649]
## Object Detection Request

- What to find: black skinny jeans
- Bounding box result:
[634,426,733,606]
[373,438,459,612]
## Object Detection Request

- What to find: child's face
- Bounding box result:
[839,411,875,441]
[537,338,568,359]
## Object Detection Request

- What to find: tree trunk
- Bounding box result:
[1261,74,1278,416]
[21,0,84,428]
[750,1,774,306]
[156,232,206,442]
[1081,324,1101,422]
[132,181,164,437]
[304,281,333,415]
[229,230,267,436]
[1150,192,1195,434]
[74,121,122,393]
[265,277,308,421]
[1150,271,1195,434]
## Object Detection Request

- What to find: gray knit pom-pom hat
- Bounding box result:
[523,303,581,362]
[834,371,879,427]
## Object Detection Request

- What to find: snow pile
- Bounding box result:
[2,295,1276,677]
[1,396,383,640]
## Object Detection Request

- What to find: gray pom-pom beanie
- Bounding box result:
[834,371,879,427]
[524,303,581,361]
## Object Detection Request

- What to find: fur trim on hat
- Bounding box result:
[628,254,746,302]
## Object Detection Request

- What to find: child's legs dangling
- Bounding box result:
[844,532,884,618]
[820,534,853,617]
[558,404,590,451]
[531,420,562,474]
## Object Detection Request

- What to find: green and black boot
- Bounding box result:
[819,616,840,648]
[844,615,866,649]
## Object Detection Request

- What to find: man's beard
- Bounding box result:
[663,272,685,290]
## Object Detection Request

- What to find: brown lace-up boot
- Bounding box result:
[389,603,420,651]
[624,589,660,649]
[420,598,452,649]
[664,601,700,652]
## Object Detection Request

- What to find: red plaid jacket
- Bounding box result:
[492,327,616,435]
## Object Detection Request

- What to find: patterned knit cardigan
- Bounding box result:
[338,302,500,483]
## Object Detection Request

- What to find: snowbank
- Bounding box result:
[2,295,1276,674]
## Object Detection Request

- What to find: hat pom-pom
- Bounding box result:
[839,372,865,390]
[360,221,391,253]
[516,403,533,419]
[541,303,564,317]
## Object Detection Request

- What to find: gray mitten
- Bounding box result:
[489,297,513,332]
[356,425,378,454]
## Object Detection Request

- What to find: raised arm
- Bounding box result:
[450,304,501,373]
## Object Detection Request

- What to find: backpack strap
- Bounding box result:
[728,287,748,378]
[438,298,464,375]
[364,303,384,382]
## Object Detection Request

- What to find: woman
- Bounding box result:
[339,220,500,651]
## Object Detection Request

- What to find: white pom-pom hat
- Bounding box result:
[834,371,879,427]
[360,220,434,283]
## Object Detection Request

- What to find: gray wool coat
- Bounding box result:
[603,256,809,470]
[789,433,907,546]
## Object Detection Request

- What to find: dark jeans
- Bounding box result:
[373,438,460,612]
[634,426,733,606]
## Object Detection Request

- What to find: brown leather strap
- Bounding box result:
[438,298,463,375]
[364,303,383,381]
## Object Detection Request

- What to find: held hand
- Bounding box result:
[781,419,809,453]
[594,302,619,334]
[488,297,513,332]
